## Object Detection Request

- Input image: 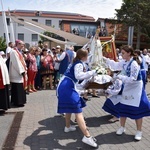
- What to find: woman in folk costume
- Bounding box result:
[27,46,37,93]
[57,49,98,148]
[9,40,27,107]
[0,55,10,111]
[103,45,150,141]
[102,69,123,123]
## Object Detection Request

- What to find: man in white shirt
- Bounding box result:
[6,42,14,59]
[57,45,74,76]
[141,48,150,82]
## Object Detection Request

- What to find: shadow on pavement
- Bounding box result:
[95,132,134,145]
[23,116,97,150]
[85,115,112,127]
[23,114,135,150]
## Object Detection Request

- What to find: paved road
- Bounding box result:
[1,83,150,150]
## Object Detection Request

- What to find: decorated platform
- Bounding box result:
[83,36,117,90]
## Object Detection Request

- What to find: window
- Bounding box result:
[18,33,24,41]
[45,20,51,26]
[59,20,61,25]
[31,34,38,41]
[18,18,24,26]
[6,18,10,26]
[32,19,38,22]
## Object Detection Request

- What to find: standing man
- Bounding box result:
[57,45,74,77]
[9,40,27,107]
[6,42,14,59]
[141,48,150,83]
[5,42,14,70]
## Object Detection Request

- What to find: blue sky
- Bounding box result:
[1,0,123,19]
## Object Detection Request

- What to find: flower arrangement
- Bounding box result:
[91,64,107,75]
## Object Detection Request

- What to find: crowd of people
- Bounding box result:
[1,39,150,148]
[0,40,76,110]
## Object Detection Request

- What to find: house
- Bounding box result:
[0,10,97,46]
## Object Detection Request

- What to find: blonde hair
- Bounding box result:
[29,46,36,53]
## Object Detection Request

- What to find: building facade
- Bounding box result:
[0,10,96,46]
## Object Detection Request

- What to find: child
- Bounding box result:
[57,49,97,148]
[102,69,122,122]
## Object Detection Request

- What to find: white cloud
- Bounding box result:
[2,0,122,19]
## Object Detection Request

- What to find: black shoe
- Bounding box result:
[17,104,24,107]
[25,91,29,95]
[37,87,42,90]
[83,97,91,101]
[91,95,100,98]
[87,92,92,96]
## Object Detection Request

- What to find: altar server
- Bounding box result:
[0,55,10,111]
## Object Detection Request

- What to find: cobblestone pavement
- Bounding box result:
[1,83,150,150]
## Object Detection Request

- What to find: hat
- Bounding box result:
[0,51,5,55]
[25,48,29,52]
[56,45,61,49]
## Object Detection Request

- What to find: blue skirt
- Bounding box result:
[119,89,150,119]
[102,98,120,118]
[141,70,146,89]
[57,77,86,113]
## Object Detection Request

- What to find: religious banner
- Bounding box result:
[99,36,117,61]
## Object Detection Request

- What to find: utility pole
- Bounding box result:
[128,26,134,47]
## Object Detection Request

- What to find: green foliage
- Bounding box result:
[115,0,150,47]
[116,0,150,25]
[0,37,7,51]
[40,31,65,43]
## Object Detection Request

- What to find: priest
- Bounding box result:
[0,55,10,111]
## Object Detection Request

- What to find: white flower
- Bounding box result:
[92,65,107,75]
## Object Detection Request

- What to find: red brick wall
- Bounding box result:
[63,23,71,32]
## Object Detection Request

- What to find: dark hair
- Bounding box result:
[120,45,134,56]
[73,49,88,63]
[134,49,142,65]
[42,48,47,52]
[121,45,141,65]
[8,42,13,46]
[134,49,141,56]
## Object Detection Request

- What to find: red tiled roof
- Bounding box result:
[61,19,96,23]
[0,10,95,21]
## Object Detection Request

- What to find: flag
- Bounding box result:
[1,0,10,45]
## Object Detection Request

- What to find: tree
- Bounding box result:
[0,37,7,51]
[115,0,150,49]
